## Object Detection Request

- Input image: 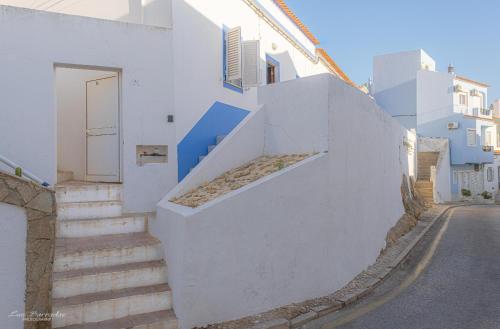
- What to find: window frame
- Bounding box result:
[487,167,494,182]
[265,54,280,85]
[467,128,477,147]
[222,26,243,94]
[459,92,468,106]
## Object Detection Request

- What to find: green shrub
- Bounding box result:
[461,189,471,197]
[481,191,492,199]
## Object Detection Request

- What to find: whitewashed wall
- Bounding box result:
[258,74,330,154]
[172,0,331,141]
[373,49,435,128]
[0,203,26,329]
[0,6,176,212]
[154,74,415,328]
[0,0,172,27]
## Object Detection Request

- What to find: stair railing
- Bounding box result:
[0,154,49,187]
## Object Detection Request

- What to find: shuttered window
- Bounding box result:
[223,26,261,92]
[225,27,242,84]
[242,40,260,87]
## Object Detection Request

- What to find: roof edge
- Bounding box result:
[455,75,489,88]
[316,48,356,88]
[271,0,320,45]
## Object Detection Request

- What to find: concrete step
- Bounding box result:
[57,201,122,221]
[52,284,172,328]
[56,183,122,203]
[53,260,167,298]
[198,155,206,163]
[57,214,147,238]
[216,135,226,145]
[54,233,163,272]
[208,144,216,153]
[58,171,74,184]
[54,310,177,329]
[415,185,432,190]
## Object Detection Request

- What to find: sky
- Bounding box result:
[285,0,500,102]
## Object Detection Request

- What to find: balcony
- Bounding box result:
[480,108,491,116]
[482,145,493,152]
[463,107,493,118]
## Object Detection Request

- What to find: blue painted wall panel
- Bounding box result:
[418,113,494,165]
[177,102,249,181]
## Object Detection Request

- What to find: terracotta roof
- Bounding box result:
[455,76,489,88]
[316,48,356,87]
[268,0,356,88]
[272,0,320,45]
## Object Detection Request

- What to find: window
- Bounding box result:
[459,93,468,106]
[485,131,492,146]
[267,63,277,84]
[266,54,280,85]
[487,167,494,182]
[223,26,242,92]
[467,129,477,146]
[223,26,260,92]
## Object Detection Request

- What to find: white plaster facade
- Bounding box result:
[0,0,352,211]
[154,74,416,328]
[0,5,176,212]
[373,49,497,201]
[0,2,421,328]
[171,0,345,141]
[0,203,26,329]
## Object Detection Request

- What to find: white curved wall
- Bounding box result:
[0,203,26,329]
[155,75,416,328]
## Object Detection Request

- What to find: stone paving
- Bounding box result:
[203,205,449,329]
[170,154,311,208]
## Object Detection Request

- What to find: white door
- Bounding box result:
[86,76,120,182]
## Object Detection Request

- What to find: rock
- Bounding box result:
[26,191,54,214]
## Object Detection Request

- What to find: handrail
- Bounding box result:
[0,154,49,187]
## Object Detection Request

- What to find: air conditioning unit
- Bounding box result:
[470,89,480,97]
[454,84,463,93]
[448,122,459,129]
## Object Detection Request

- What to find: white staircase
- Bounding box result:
[53,182,177,329]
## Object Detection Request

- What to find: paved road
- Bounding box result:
[320,206,500,329]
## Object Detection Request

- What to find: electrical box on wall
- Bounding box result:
[136,145,167,166]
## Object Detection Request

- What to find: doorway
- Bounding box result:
[56,66,121,184]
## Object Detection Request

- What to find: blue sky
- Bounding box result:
[286,0,500,102]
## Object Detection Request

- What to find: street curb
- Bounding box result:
[287,205,459,329]
[215,204,472,329]
[387,205,455,269]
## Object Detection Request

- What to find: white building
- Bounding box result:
[0,0,355,206]
[0,2,420,329]
[373,49,498,202]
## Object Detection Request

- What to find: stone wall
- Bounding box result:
[384,175,427,249]
[0,172,56,329]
